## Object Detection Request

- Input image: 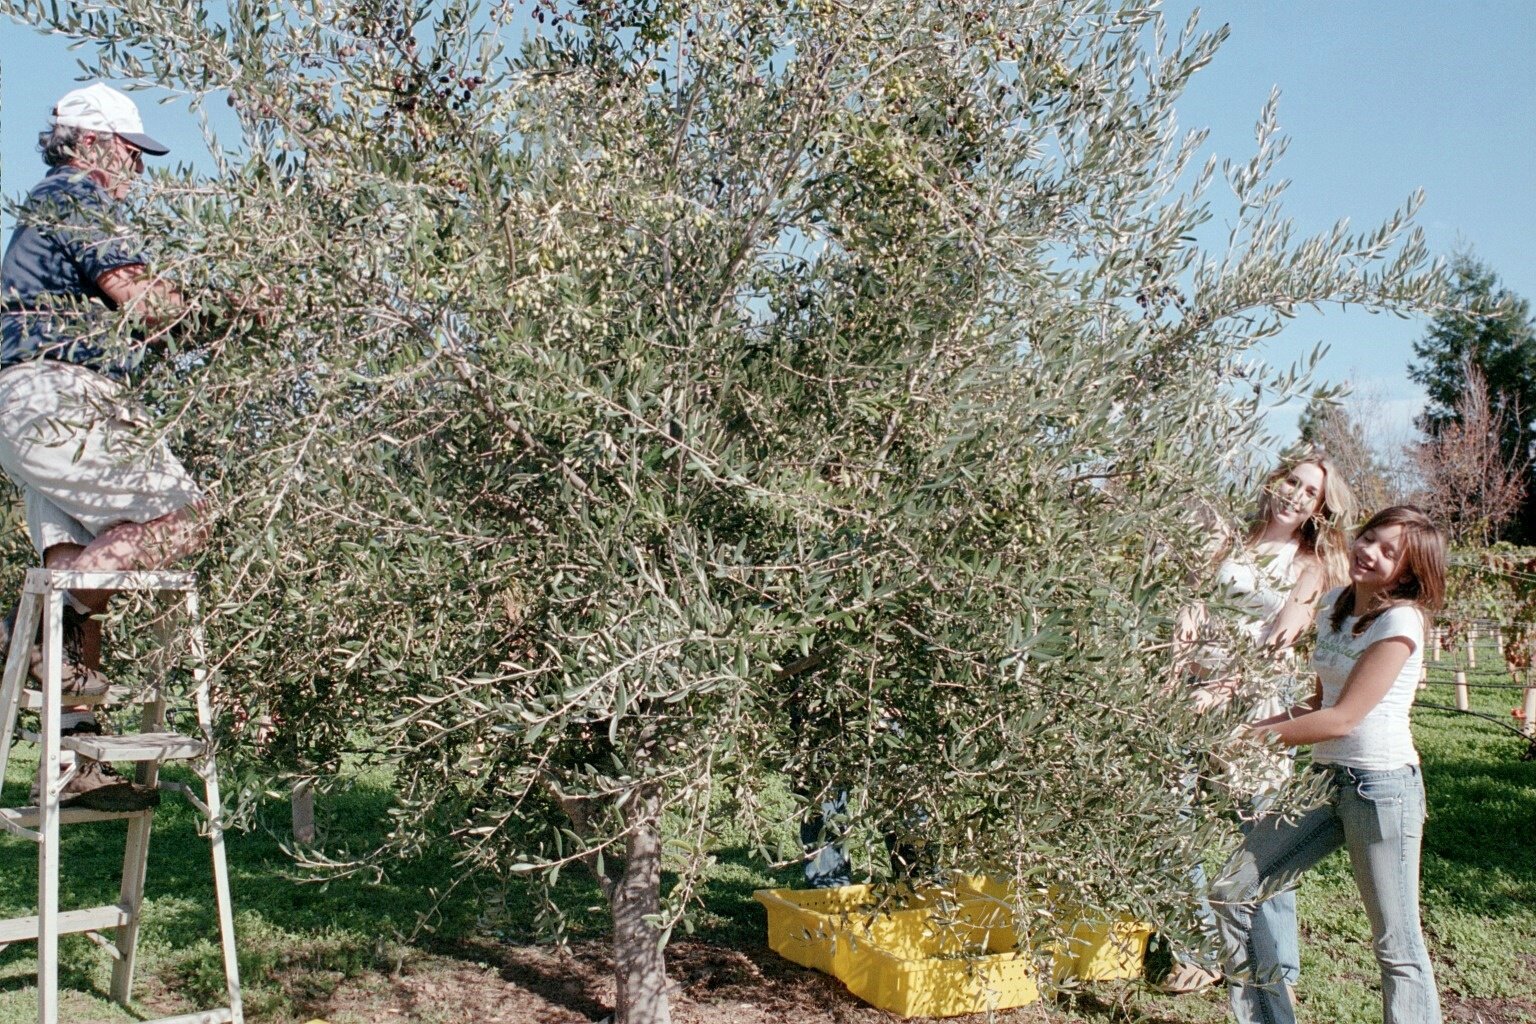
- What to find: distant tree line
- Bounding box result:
[1302,253,1535,547]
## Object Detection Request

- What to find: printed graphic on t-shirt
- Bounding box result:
[1309,599,1424,770]
[1313,629,1358,669]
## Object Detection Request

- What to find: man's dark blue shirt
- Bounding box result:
[1,165,146,377]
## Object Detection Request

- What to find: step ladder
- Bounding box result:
[0,569,242,1024]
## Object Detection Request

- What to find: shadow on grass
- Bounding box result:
[0,938,106,1001]
[1419,750,1536,920]
[3,725,1519,1022]
[1,766,475,931]
[490,949,612,1020]
[0,760,806,1015]
[1054,986,1203,1024]
[685,845,801,949]
[0,760,525,1013]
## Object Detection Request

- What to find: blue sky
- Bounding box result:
[1162,2,1536,447]
[3,2,1533,450]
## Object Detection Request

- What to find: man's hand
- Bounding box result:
[97,263,184,328]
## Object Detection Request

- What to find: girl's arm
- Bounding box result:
[1253,677,1323,723]
[1171,529,1235,681]
[1251,636,1413,746]
[1260,560,1328,651]
[1190,562,1326,714]
[1171,601,1209,687]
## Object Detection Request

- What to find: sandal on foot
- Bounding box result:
[1161,962,1223,994]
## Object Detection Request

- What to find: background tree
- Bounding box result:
[1409,253,1536,539]
[1411,361,1528,546]
[1297,390,1400,515]
[1,1,1444,1021]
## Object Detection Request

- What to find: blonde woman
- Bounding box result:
[1184,453,1355,699]
[1165,451,1355,994]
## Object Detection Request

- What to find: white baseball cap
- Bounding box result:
[51,82,169,156]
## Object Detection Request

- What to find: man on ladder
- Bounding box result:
[0,83,206,811]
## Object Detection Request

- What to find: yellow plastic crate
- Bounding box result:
[755,885,1038,1018]
[837,928,1040,1018]
[1055,914,1156,981]
[755,880,1152,1018]
[900,875,1152,981]
[755,884,876,974]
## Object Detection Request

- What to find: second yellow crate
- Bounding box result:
[755,879,1153,1018]
[756,884,1040,1017]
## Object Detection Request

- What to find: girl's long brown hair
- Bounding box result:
[1330,505,1447,637]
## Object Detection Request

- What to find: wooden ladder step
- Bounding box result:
[61,732,205,762]
[19,685,160,710]
[139,1009,234,1024]
[0,903,131,944]
[0,805,151,832]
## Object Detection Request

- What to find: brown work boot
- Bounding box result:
[31,758,160,812]
[29,645,112,697]
[29,720,159,812]
[0,605,111,696]
[62,759,160,811]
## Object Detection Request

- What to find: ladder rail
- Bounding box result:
[110,811,154,1003]
[0,569,242,1024]
[37,587,65,1024]
[0,593,42,788]
[187,588,243,1024]
[114,607,174,1006]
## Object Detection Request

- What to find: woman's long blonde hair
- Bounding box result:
[1245,452,1355,587]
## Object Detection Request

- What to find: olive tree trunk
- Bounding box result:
[611,786,672,1024]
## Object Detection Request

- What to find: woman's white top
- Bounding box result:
[1310,587,1425,770]
[1206,540,1303,796]
[1213,540,1300,647]
[1210,539,1302,719]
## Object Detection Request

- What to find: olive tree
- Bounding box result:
[1,1,1443,1020]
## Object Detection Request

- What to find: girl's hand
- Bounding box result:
[1189,682,1234,715]
[1174,601,1208,644]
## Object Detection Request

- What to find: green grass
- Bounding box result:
[0,745,797,1023]
[0,747,495,1023]
[1,637,1532,1023]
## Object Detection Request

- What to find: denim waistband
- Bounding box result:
[1318,762,1420,784]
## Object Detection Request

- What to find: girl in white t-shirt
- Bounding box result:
[1212,505,1446,1024]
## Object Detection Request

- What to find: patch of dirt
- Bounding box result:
[1442,991,1536,1024]
[278,938,1084,1024]
[1439,953,1536,1024]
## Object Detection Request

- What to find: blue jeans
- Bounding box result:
[1193,857,1300,984]
[1247,887,1299,988]
[1211,765,1440,1024]
[801,791,932,888]
[1181,765,1300,984]
[802,792,853,888]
